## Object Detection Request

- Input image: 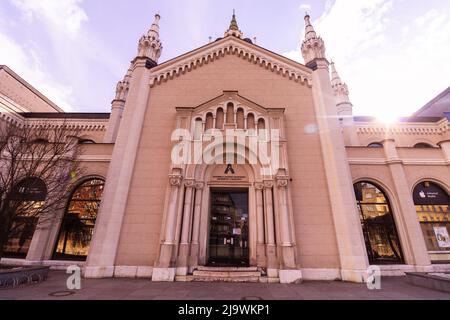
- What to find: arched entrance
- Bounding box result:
[354,181,405,264]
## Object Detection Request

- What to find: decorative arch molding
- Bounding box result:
[149,38,312,88]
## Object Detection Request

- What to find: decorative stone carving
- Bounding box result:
[276,176,290,189]
[184,179,195,188]
[264,181,274,189]
[169,175,183,187]
[255,183,264,190]
[195,182,205,190]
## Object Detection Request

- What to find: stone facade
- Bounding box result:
[1,14,449,283]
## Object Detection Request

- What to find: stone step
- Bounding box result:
[193,276,260,283]
[196,266,259,272]
[193,270,261,278]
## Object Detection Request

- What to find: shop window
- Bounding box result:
[354,182,405,264]
[413,182,450,253]
[53,179,105,261]
[3,178,47,258]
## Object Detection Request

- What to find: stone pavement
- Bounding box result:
[0,271,449,300]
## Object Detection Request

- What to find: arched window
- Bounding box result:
[413,182,450,255]
[216,108,224,129]
[236,108,245,129]
[194,118,203,140]
[414,143,434,149]
[205,113,214,131]
[247,113,256,130]
[3,178,47,258]
[226,103,234,124]
[53,179,105,261]
[367,143,383,148]
[257,119,266,140]
[354,182,404,264]
[79,139,96,145]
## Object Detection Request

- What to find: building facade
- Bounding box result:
[1,14,450,283]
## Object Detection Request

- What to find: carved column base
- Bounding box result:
[156,243,176,268]
[256,243,267,267]
[280,245,297,269]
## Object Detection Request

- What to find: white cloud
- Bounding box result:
[283,0,450,118]
[11,0,88,35]
[0,32,75,110]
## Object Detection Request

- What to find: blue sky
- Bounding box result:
[0,0,449,120]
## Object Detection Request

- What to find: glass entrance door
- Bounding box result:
[209,190,249,266]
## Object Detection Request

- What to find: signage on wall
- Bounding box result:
[433,227,450,248]
[413,182,450,205]
[211,165,248,183]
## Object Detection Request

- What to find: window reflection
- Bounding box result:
[53,179,105,261]
[3,178,47,258]
[354,182,404,264]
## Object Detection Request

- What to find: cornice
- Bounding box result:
[0,111,107,131]
[356,120,449,135]
[149,38,312,88]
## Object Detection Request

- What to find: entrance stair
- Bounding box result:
[192,266,261,283]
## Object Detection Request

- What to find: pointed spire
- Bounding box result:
[330,61,353,120]
[148,13,160,37]
[137,13,163,65]
[225,10,243,38]
[301,13,326,66]
[330,61,343,87]
[304,14,317,41]
[229,9,239,31]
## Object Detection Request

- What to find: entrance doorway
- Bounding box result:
[208,189,249,267]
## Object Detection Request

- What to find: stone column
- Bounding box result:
[177,179,195,276]
[264,181,278,278]
[309,59,369,282]
[84,58,153,279]
[275,175,296,269]
[103,99,125,144]
[189,182,204,270]
[152,173,183,281]
[25,207,65,264]
[255,183,266,266]
[438,140,450,163]
[383,139,431,269]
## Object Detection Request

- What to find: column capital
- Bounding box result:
[184,179,195,188]
[194,182,205,190]
[276,175,290,189]
[169,175,183,187]
[263,180,274,189]
[254,182,264,190]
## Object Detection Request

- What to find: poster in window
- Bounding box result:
[433,227,450,248]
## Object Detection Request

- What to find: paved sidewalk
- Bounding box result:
[0,271,449,300]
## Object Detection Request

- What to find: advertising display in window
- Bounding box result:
[414,182,450,254]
